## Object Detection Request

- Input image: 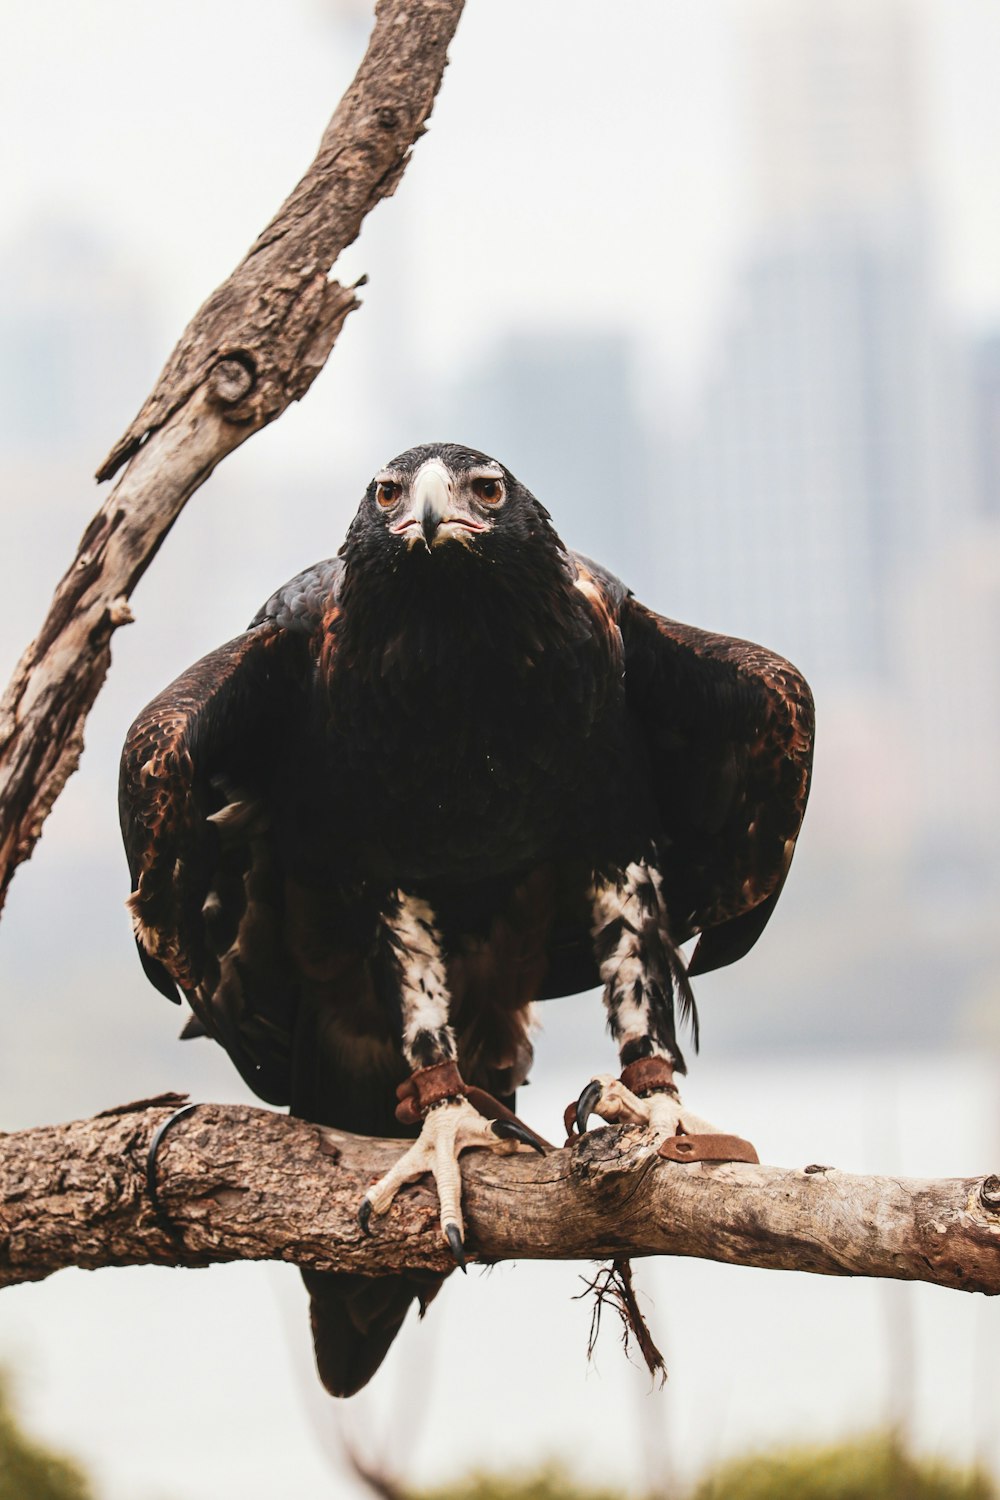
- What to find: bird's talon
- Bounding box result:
[358,1094,542,1267]
[145,1101,199,1230]
[445,1221,466,1272]
[491,1117,548,1154]
[574,1079,605,1137]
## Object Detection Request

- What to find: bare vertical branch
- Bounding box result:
[0,0,466,915]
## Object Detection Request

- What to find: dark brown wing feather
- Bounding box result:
[618,595,814,974]
[120,623,311,1102]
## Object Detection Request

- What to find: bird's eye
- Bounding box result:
[375,481,401,507]
[472,477,504,504]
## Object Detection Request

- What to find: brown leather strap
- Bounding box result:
[658,1133,759,1164]
[393,1068,554,1147]
[620,1056,679,1098]
[394,1060,467,1125]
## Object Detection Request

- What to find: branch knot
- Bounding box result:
[979,1175,1000,1213]
[208,354,257,407]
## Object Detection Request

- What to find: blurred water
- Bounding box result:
[3,1034,997,1500]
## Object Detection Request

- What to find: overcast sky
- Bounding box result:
[3,1,1000,405]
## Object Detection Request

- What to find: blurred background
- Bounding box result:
[0,0,998,1495]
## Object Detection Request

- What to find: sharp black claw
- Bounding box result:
[145,1101,199,1229]
[445,1222,467,1272]
[575,1080,605,1138]
[491,1118,548,1155]
[358,1198,373,1236]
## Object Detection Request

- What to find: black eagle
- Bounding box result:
[120,442,814,1396]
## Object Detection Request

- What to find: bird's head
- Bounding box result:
[342,443,558,571]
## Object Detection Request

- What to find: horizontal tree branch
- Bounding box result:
[0,0,465,915]
[1,1097,998,1295]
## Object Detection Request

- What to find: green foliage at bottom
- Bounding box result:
[692,1434,996,1500]
[415,1465,622,1500]
[416,1435,997,1500]
[0,1376,93,1500]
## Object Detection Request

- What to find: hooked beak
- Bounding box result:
[410,461,450,550]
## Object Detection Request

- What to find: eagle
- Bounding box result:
[120,441,814,1397]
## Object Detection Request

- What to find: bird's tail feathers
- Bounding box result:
[302,1269,444,1398]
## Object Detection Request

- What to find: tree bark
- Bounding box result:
[2,1097,998,1295]
[0,0,466,915]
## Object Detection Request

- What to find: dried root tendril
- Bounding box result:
[576,1256,667,1385]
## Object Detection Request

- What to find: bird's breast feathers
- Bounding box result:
[298,564,637,881]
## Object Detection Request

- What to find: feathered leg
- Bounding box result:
[359,892,546,1265]
[573,860,734,1144]
[591,858,695,1071]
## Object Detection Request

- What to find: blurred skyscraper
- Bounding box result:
[664,0,973,686]
[448,328,649,586]
[972,332,1000,519]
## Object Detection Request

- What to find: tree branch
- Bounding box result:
[2,1098,998,1295]
[0,0,466,915]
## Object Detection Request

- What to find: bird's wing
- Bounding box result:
[566,554,814,976]
[120,560,341,1102]
[618,590,814,974]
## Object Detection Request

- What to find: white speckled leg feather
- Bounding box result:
[583,862,723,1138]
[381,890,456,1070]
[590,859,690,1067]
